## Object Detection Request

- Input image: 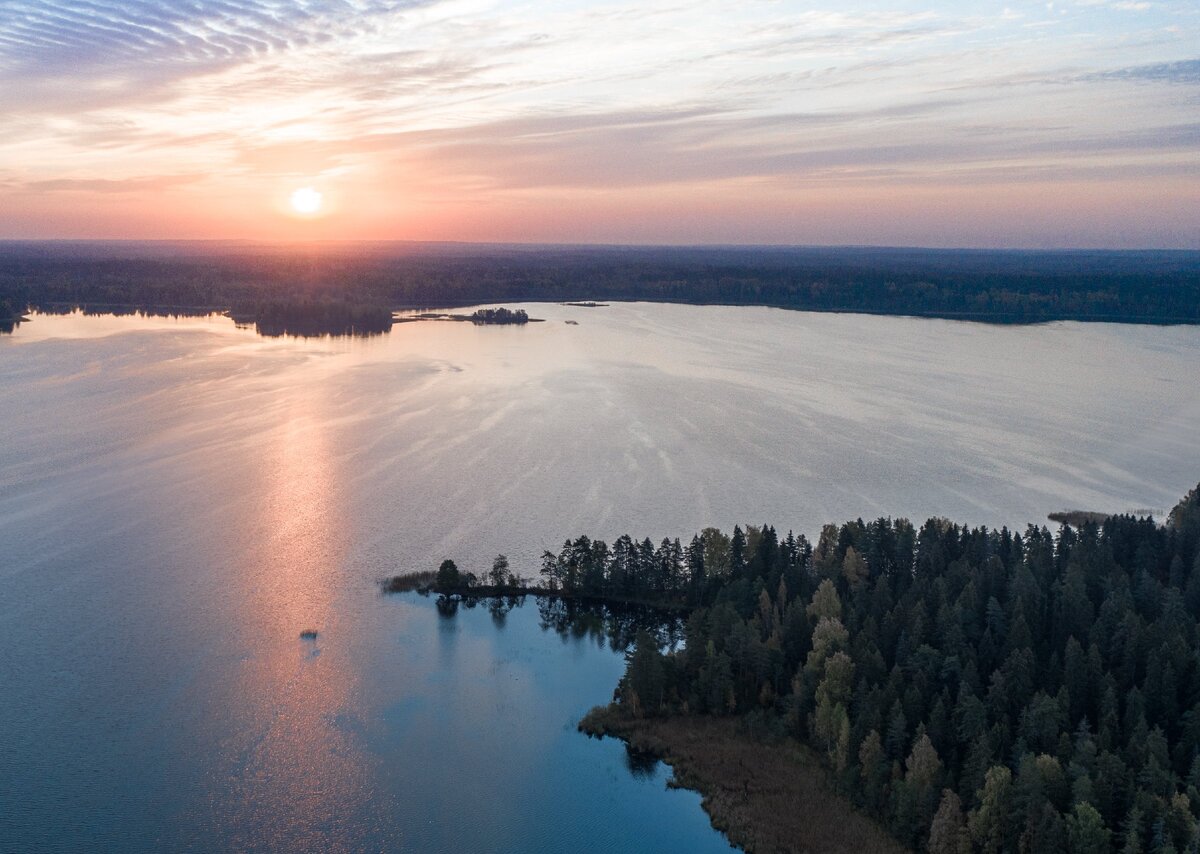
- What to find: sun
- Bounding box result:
[290,187,323,215]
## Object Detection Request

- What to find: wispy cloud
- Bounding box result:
[385,107,1200,190]
[0,0,443,111]
[1087,58,1200,83]
[0,1,431,74]
[11,174,202,193]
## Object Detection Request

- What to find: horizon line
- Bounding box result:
[2,238,1199,255]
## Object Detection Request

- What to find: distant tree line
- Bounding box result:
[3,244,1198,327]
[0,297,19,331]
[588,484,1200,853]
[232,299,393,337]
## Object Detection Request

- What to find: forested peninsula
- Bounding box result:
[418,483,1200,853]
[3,243,1199,331]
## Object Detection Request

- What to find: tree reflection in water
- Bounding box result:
[534,597,684,654]
[623,744,661,779]
[432,593,684,654]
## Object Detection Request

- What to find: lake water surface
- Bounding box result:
[2,303,1198,852]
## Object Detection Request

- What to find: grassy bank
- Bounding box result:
[580,706,907,854]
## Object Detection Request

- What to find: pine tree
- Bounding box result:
[623,630,666,717]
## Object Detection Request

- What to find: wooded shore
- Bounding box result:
[382,574,691,612]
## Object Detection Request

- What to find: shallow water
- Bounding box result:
[1,304,1197,852]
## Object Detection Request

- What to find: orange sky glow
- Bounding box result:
[1,1,1198,247]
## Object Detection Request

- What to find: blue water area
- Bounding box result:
[1,584,732,853]
[3,306,1197,851]
[359,596,732,854]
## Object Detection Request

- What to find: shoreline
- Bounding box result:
[12,299,1200,329]
[382,576,692,612]
[579,705,907,854]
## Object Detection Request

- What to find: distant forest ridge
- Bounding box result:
[2,242,1199,325]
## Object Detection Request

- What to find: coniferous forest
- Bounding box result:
[542,484,1200,852]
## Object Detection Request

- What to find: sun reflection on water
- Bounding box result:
[211,382,391,851]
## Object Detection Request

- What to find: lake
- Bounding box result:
[2,303,1198,852]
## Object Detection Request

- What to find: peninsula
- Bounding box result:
[413,482,1200,853]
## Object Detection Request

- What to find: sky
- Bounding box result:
[0,0,1197,247]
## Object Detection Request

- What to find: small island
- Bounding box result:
[1048,510,1113,526]
[395,307,542,325]
[468,307,533,324]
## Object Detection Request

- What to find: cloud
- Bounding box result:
[6,174,203,193]
[1087,58,1200,84]
[932,55,1200,95]
[0,1,422,69]
[0,0,440,108]
[379,100,1200,191]
[1074,0,1153,9]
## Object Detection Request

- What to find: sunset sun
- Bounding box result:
[290,187,323,216]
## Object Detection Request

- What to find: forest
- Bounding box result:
[2,242,1199,328]
[539,484,1200,852]
[230,299,393,337]
[0,297,21,331]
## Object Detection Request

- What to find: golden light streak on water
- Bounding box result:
[212,381,385,852]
